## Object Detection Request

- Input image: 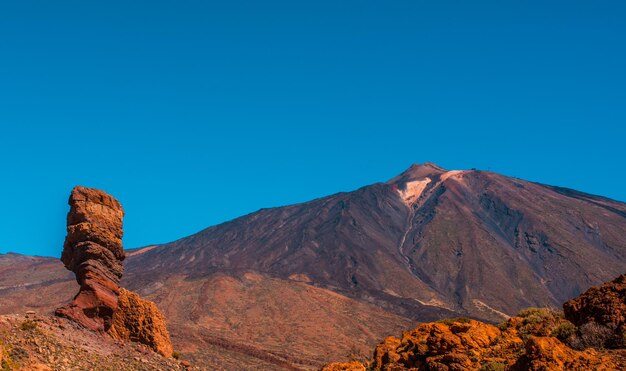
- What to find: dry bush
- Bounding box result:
[568,322,614,350]
[19,320,37,331]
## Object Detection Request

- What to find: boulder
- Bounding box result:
[109,288,173,357]
[563,274,626,342]
[512,336,615,370]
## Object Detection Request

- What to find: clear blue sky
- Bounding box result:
[1,1,625,257]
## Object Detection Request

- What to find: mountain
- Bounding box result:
[128,163,626,320]
[1,163,626,369]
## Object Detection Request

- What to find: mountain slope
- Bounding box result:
[128,163,626,321]
[0,313,191,370]
[0,254,413,370]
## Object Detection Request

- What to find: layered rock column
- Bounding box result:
[55,186,173,357]
[55,186,125,332]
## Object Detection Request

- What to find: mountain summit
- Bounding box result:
[128,164,626,321]
[389,162,447,181]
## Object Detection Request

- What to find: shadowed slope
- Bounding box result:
[127,163,626,321]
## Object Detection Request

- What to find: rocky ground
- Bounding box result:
[0,314,195,371]
[324,313,626,370]
[323,273,626,370]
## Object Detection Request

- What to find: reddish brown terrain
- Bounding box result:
[564,273,626,332]
[323,272,626,370]
[0,313,193,370]
[0,256,413,370]
[1,163,626,369]
[55,186,127,332]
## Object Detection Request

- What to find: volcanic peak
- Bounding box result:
[388,163,469,205]
[389,162,447,183]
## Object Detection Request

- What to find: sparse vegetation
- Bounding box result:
[517,308,564,340]
[346,345,368,363]
[1,344,25,371]
[323,271,626,370]
[1,358,14,371]
[518,308,559,324]
[568,322,614,350]
[436,317,471,326]
[551,321,576,342]
[0,315,188,370]
[0,340,15,371]
[19,319,37,331]
[171,350,180,359]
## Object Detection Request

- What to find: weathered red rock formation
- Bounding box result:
[55,186,125,332]
[563,274,626,337]
[109,288,174,357]
[55,186,173,357]
[512,336,612,371]
[325,317,619,370]
[323,273,626,370]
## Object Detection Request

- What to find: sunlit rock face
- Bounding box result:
[56,186,125,332]
[55,186,172,356]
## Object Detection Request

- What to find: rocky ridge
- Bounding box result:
[323,273,626,370]
[563,273,626,349]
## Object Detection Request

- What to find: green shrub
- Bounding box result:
[1,345,26,371]
[551,321,576,342]
[516,308,564,340]
[1,359,14,371]
[436,317,471,326]
[172,351,181,360]
[19,320,37,331]
[517,308,556,325]
[0,348,14,371]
